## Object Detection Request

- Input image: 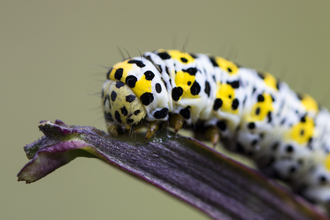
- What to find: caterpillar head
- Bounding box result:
[102,79,147,136]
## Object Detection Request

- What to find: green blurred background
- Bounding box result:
[2,1,330,219]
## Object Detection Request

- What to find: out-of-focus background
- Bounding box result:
[2,1,330,219]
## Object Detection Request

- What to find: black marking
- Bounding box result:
[115,111,122,123]
[227,67,232,73]
[128,60,146,68]
[276,81,280,90]
[267,111,272,123]
[213,99,223,111]
[154,108,169,119]
[172,87,183,101]
[257,94,265,102]
[227,80,240,89]
[255,107,261,115]
[114,68,123,80]
[115,81,125,88]
[308,137,313,146]
[165,66,170,75]
[156,64,162,73]
[111,91,117,101]
[300,129,305,136]
[187,81,191,86]
[319,176,327,184]
[134,110,140,115]
[182,67,197,76]
[140,93,154,106]
[144,71,155,80]
[286,145,294,153]
[127,119,134,124]
[121,106,128,116]
[190,81,201,95]
[126,94,136,103]
[180,107,191,119]
[155,83,162,93]
[181,57,188,63]
[232,99,239,110]
[300,116,306,123]
[217,120,227,131]
[248,122,256,129]
[163,80,168,89]
[205,81,211,97]
[144,55,152,62]
[126,75,138,88]
[158,52,171,60]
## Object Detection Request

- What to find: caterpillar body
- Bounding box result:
[101,49,330,210]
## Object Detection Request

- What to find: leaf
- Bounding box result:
[17,120,329,220]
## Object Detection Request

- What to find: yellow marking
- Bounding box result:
[247,93,274,122]
[290,116,314,145]
[133,75,153,98]
[324,153,330,171]
[215,57,238,75]
[174,70,199,98]
[301,94,319,112]
[108,59,154,99]
[264,73,278,90]
[215,82,238,114]
[108,60,134,82]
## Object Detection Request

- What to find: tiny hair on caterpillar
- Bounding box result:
[101,49,330,212]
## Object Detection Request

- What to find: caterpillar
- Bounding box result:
[101,49,330,211]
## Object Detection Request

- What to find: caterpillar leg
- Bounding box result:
[204,126,220,148]
[106,122,119,137]
[144,121,159,142]
[169,114,185,133]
